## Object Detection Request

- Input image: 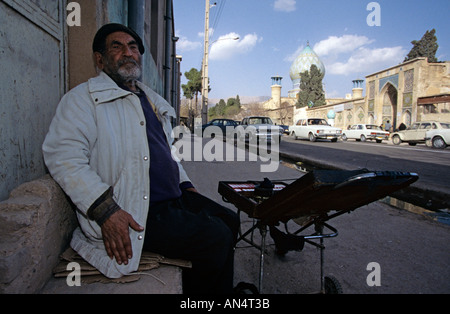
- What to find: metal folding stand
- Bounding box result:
[288,217,341,293]
[236,210,341,294]
[234,214,267,292]
[219,169,419,294]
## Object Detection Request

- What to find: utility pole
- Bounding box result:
[201,0,212,125]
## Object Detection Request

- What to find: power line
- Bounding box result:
[210,0,227,43]
[196,0,227,72]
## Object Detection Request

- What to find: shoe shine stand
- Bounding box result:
[218,169,418,294]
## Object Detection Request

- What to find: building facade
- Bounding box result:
[304,58,450,130]
[262,52,449,130]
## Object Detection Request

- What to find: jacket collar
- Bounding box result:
[88,71,131,103]
[88,72,176,118]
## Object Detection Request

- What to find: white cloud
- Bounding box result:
[313,35,374,56]
[284,34,406,77]
[274,0,296,12]
[210,32,261,60]
[327,46,406,75]
[176,30,202,52]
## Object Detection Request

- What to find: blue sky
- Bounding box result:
[173,0,450,101]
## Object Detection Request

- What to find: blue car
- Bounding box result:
[198,119,239,138]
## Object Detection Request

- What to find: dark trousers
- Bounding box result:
[143,190,240,294]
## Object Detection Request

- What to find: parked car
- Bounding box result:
[197,118,238,138]
[279,125,290,135]
[289,118,342,142]
[425,122,450,149]
[341,124,390,143]
[391,121,443,146]
[236,116,284,143]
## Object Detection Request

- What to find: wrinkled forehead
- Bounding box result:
[105,31,137,46]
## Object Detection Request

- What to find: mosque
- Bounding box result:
[260,42,450,130]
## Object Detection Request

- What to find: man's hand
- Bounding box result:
[101,209,144,265]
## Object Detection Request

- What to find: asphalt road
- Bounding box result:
[178,136,450,294]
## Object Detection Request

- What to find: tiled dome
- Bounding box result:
[289,43,325,86]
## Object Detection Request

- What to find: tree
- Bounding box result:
[208,96,243,120]
[404,29,439,63]
[182,68,202,106]
[215,99,227,117]
[235,95,241,109]
[296,64,326,108]
[181,68,202,130]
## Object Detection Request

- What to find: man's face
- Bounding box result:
[95,32,142,83]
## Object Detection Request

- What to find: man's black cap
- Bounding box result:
[93,23,145,54]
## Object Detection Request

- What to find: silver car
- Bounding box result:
[391,121,439,146]
[425,122,450,149]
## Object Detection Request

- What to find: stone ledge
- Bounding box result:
[40,264,183,294]
[0,175,77,293]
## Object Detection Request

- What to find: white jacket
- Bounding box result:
[43,71,190,278]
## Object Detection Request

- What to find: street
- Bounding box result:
[178,135,450,294]
[280,136,450,168]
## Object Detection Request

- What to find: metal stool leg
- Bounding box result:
[259,224,267,293]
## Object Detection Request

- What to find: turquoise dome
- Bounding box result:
[289,44,325,86]
[327,110,336,119]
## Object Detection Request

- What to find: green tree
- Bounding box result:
[235,95,241,108]
[225,104,240,117]
[296,64,326,108]
[181,68,203,130]
[182,68,202,106]
[208,105,216,118]
[215,99,226,116]
[404,29,439,63]
[226,98,236,107]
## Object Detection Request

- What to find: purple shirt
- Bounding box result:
[121,85,193,206]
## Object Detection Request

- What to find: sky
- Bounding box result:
[173,0,450,102]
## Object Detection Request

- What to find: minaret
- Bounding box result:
[271,75,282,107]
[352,79,364,99]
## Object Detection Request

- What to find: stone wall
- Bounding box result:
[0,175,78,294]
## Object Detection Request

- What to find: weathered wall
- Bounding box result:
[65,0,170,97]
[0,0,66,201]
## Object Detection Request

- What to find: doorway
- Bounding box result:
[382,83,398,130]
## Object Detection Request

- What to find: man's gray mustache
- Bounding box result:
[118,58,139,67]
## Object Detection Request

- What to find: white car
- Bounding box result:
[392,121,444,146]
[341,124,390,143]
[425,122,450,149]
[289,118,342,142]
[237,116,284,143]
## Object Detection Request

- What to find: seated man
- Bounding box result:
[43,23,239,294]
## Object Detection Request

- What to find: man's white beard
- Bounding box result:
[103,56,142,83]
[117,61,142,82]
